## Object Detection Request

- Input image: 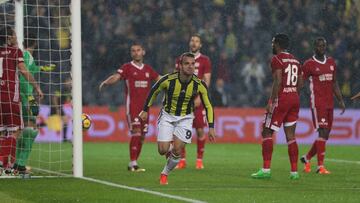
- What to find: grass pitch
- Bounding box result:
[1,143,359,202]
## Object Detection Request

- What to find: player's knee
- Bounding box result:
[261,128,273,138]
[158,145,168,155]
[318,128,330,140]
[196,128,204,137]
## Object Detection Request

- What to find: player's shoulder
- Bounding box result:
[143,63,154,69]
[166,72,178,80]
[199,53,210,60]
[191,74,203,84]
[326,56,336,64]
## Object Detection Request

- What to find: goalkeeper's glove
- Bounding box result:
[40,64,56,72]
[28,95,39,116]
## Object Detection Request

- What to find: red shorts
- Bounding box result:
[193,105,207,129]
[264,96,299,132]
[126,113,149,134]
[0,93,23,132]
[311,108,333,130]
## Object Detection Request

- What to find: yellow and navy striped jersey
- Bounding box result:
[143,72,214,128]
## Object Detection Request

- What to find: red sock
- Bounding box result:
[306,140,317,161]
[0,137,8,165]
[135,136,144,160]
[197,137,206,159]
[316,139,326,166]
[180,147,186,159]
[288,140,298,172]
[129,135,141,162]
[262,137,273,169]
[0,136,16,167]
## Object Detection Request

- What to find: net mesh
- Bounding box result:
[0,0,72,176]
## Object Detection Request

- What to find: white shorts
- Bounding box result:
[157,109,194,144]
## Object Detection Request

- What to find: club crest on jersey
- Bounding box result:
[316,67,320,71]
[330,65,334,71]
[195,62,200,67]
[145,72,149,78]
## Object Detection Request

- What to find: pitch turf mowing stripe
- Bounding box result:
[31,167,206,203]
[326,159,360,165]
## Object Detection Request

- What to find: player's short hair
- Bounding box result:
[131,41,144,49]
[180,52,195,64]
[23,34,37,48]
[0,26,14,45]
[314,37,327,46]
[273,33,290,49]
[190,34,202,43]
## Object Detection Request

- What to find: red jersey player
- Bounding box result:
[99,43,160,172]
[300,37,345,174]
[175,34,212,169]
[0,26,43,174]
[251,33,302,180]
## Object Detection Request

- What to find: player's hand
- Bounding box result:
[208,128,216,142]
[138,111,148,122]
[339,100,345,115]
[35,87,44,100]
[351,92,360,100]
[265,102,272,113]
[99,82,106,92]
[40,64,56,72]
[194,96,201,108]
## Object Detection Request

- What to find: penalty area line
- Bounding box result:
[32,168,206,203]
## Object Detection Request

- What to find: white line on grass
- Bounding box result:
[31,167,206,203]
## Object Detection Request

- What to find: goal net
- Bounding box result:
[0,0,81,178]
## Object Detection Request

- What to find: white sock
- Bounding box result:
[161,152,180,175]
[129,160,137,167]
[262,168,271,173]
[290,171,298,175]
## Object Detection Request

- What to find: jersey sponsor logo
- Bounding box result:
[134,80,148,88]
[319,73,333,81]
[281,58,299,63]
[283,87,297,93]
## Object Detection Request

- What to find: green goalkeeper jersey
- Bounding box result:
[20,50,40,98]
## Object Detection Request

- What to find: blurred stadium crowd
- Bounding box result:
[81,0,360,107]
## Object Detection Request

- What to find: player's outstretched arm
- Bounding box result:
[18,62,44,99]
[99,73,121,91]
[351,92,360,100]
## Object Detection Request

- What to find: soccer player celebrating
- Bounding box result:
[13,35,55,174]
[99,43,160,172]
[300,37,345,174]
[251,33,302,180]
[175,34,212,169]
[139,52,216,185]
[0,26,44,174]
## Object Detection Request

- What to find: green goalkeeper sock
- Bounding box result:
[15,128,38,166]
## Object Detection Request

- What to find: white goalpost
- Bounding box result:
[0,0,83,178]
